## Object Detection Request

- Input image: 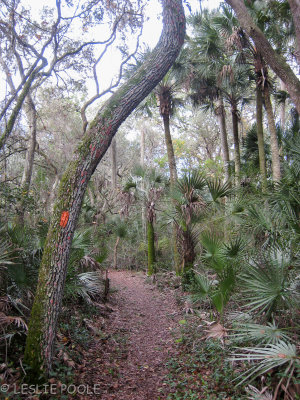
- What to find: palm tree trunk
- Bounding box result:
[263,86,281,182]
[279,80,286,130]
[24,0,186,379]
[147,221,155,275]
[162,113,178,183]
[225,0,300,114]
[216,96,230,182]
[162,113,181,274]
[256,86,267,191]
[231,101,241,184]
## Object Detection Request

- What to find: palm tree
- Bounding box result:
[124,166,165,275]
[215,3,282,183]
[187,10,251,184]
[125,52,184,272]
[187,11,232,183]
[172,171,207,286]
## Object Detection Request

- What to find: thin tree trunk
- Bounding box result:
[0,62,46,150]
[140,127,147,242]
[161,113,181,274]
[279,80,286,130]
[87,186,95,208]
[147,221,155,275]
[225,0,300,114]
[263,87,281,182]
[162,113,178,183]
[17,97,37,223]
[288,0,300,66]
[231,101,241,184]
[47,174,60,215]
[110,138,117,189]
[140,127,145,166]
[113,236,120,269]
[256,86,267,191]
[24,0,185,378]
[216,97,230,182]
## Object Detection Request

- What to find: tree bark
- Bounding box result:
[263,86,281,182]
[147,221,155,275]
[140,127,145,167]
[140,127,147,241]
[231,100,241,184]
[161,112,181,274]
[24,0,185,378]
[110,138,117,189]
[113,236,120,269]
[216,96,230,182]
[225,0,300,114]
[162,113,178,183]
[279,80,286,130]
[21,99,37,189]
[256,86,267,191]
[16,97,38,223]
[0,63,46,151]
[288,0,300,66]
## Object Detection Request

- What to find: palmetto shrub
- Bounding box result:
[239,249,299,318]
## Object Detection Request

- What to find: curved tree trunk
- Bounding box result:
[263,87,281,182]
[256,86,267,191]
[231,100,241,184]
[24,0,186,379]
[216,96,230,182]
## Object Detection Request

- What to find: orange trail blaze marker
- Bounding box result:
[60,211,69,228]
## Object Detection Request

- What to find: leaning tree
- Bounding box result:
[23,0,186,380]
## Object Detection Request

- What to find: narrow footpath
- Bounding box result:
[78,270,182,400]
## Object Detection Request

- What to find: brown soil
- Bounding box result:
[77,270,182,400]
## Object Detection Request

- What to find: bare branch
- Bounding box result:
[81,15,144,133]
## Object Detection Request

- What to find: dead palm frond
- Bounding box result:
[0,312,28,331]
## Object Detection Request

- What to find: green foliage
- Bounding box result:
[230,340,299,387]
[205,178,231,203]
[230,321,292,345]
[240,250,299,316]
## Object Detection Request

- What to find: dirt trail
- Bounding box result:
[79,270,181,400]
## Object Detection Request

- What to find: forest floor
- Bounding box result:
[76,270,183,400]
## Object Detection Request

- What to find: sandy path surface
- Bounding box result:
[78,270,181,400]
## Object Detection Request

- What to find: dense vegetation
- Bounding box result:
[0,0,299,398]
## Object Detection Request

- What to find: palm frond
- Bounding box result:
[230,321,292,344]
[206,178,232,202]
[200,232,225,273]
[223,236,246,259]
[0,312,28,331]
[240,251,297,315]
[0,238,15,266]
[68,271,105,303]
[230,340,299,386]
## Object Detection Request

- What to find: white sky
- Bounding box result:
[2,0,221,103]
